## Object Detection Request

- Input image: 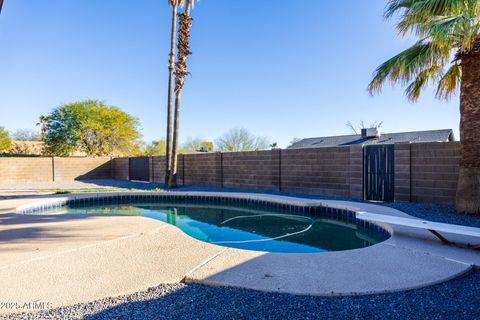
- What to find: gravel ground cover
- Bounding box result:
[386,202,480,228]
[6,271,480,320]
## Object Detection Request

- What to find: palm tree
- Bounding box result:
[165,0,185,186]
[37,115,49,141]
[369,0,480,214]
[168,0,194,188]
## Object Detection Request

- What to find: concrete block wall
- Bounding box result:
[151,156,166,183]
[113,158,129,181]
[0,142,462,206]
[281,147,351,197]
[0,157,113,183]
[148,148,359,198]
[394,143,411,202]
[348,145,364,199]
[223,150,281,191]
[166,142,460,205]
[53,157,112,181]
[177,155,185,186]
[0,157,53,183]
[409,142,460,205]
[184,153,222,187]
[151,156,185,185]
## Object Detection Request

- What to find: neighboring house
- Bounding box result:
[288,129,455,149]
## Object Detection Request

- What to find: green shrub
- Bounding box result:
[0,127,12,153]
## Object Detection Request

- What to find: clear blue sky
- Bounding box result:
[0,0,460,147]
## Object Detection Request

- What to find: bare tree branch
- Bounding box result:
[346,121,358,134]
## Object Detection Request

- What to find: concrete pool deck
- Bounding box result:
[0,192,479,315]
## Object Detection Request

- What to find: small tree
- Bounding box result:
[182,137,202,151]
[42,100,141,157]
[0,127,11,153]
[144,140,167,156]
[215,128,270,152]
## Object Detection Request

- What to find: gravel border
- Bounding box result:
[385,202,480,228]
[5,271,480,320]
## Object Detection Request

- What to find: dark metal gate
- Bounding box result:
[364,145,395,202]
[129,157,150,182]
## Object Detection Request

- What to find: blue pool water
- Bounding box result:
[46,201,387,253]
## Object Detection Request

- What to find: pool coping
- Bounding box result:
[1,191,479,308]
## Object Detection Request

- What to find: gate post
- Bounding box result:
[394,142,411,202]
[349,145,364,200]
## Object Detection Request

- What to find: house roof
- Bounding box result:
[288,129,454,149]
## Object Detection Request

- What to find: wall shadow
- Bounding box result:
[0,213,131,242]
[74,161,113,181]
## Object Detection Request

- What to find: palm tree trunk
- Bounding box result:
[165,4,178,185]
[168,0,193,188]
[456,49,480,214]
[169,89,182,188]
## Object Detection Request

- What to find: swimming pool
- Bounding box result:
[31,195,389,253]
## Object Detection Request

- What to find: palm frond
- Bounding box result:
[175,12,193,92]
[385,0,415,19]
[405,65,443,101]
[428,13,479,50]
[387,0,467,18]
[368,41,450,94]
[410,0,466,15]
[387,0,477,38]
[436,62,462,99]
[371,0,479,101]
